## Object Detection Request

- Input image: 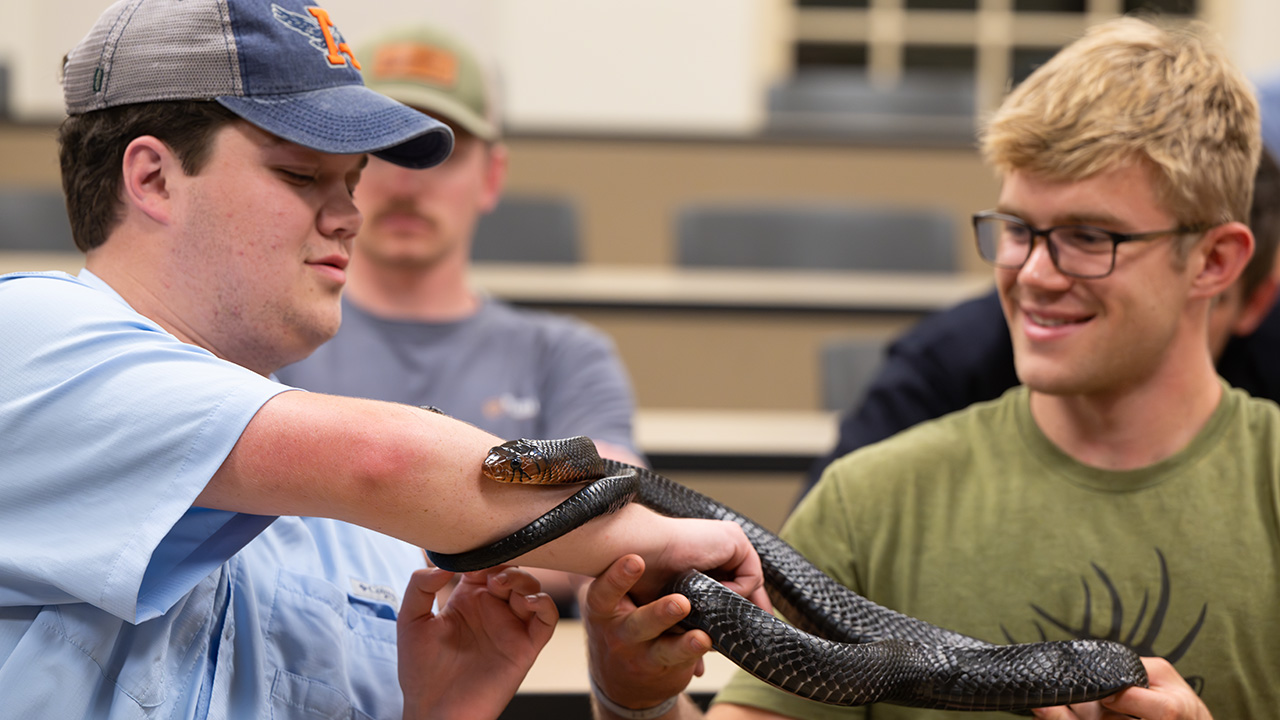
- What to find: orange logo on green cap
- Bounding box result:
[372,43,458,88]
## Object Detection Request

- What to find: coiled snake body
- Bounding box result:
[427,437,1147,710]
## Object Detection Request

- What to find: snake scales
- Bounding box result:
[427,436,1147,711]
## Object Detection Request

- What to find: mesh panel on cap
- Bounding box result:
[65,0,245,113]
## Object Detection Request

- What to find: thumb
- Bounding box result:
[401,567,454,621]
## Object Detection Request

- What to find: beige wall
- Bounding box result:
[503,137,997,269]
[494,137,998,412]
[0,125,60,186]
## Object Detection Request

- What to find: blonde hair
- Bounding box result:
[981,17,1260,229]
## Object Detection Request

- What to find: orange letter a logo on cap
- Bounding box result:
[306,7,361,69]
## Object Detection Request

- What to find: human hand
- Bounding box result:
[632,517,769,611]
[1030,657,1210,720]
[582,554,710,712]
[398,566,558,720]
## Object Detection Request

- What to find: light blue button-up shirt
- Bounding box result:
[0,271,425,718]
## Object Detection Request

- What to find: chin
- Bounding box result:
[300,310,342,349]
[1020,369,1116,398]
[1015,360,1081,396]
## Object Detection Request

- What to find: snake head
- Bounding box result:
[483,439,550,484]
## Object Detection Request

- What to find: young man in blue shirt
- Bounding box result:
[0,2,764,717]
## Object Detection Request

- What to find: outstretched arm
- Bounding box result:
[398,566,557,720]
[202,391,764,598]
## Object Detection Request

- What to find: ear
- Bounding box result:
[120,135,176,226]
[477,142,508,214]
[1189,221,1254,301]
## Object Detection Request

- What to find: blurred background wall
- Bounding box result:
[2,0,1275,411]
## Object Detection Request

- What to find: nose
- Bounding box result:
[1018,234,1071,288]
[319,188,362,242]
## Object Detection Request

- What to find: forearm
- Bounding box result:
[198,391,704,576]
[200,391,520,548]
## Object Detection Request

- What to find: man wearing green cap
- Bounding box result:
[276,25,646,613]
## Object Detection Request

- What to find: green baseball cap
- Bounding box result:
[359,26,499,142]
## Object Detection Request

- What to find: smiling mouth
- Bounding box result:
[1026,311,1089,327]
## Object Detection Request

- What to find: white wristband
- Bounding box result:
[588,674,680,720]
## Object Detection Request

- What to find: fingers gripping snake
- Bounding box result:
[426,437,1147,711]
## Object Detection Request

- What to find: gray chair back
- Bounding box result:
[676,203,956,273]
[820,336,887,411]
[472,195,580,264]
[0,187,75,252]
[766,70,976,144]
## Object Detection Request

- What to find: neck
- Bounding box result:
[85,238,279,377]
[1028,329,1222,470]
[344,250,479,322]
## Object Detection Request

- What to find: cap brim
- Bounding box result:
[365,81,499,142]
[218,84,454,169]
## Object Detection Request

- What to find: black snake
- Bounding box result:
[427,437,1147,710]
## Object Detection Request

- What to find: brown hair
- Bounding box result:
[58,101,240,251]
[981,17,1260,236]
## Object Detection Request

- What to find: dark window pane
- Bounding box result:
[798,0,869,7]
[1123,0,1195,13]
[797,42,869,69]
[906,0,977,9]
[903,45,975,73]
[1011,47,1060,86]
[1013,0,1085,11]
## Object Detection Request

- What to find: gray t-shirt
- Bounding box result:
[277,295,639,453]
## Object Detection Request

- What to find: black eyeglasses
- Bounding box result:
[972,210,1206,279]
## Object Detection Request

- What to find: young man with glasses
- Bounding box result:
[580,17,1276,720]
[801,152,1280,495]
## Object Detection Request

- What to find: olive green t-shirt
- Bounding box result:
[716,384,1280,718]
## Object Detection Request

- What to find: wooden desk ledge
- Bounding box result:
[635,408,837,458]
[471,263,991,313]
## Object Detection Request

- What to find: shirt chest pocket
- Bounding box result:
[265,569,400,719]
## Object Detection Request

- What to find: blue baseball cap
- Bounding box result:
[62,0,453,169]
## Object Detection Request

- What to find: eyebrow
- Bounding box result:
[994,206,1129,229]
